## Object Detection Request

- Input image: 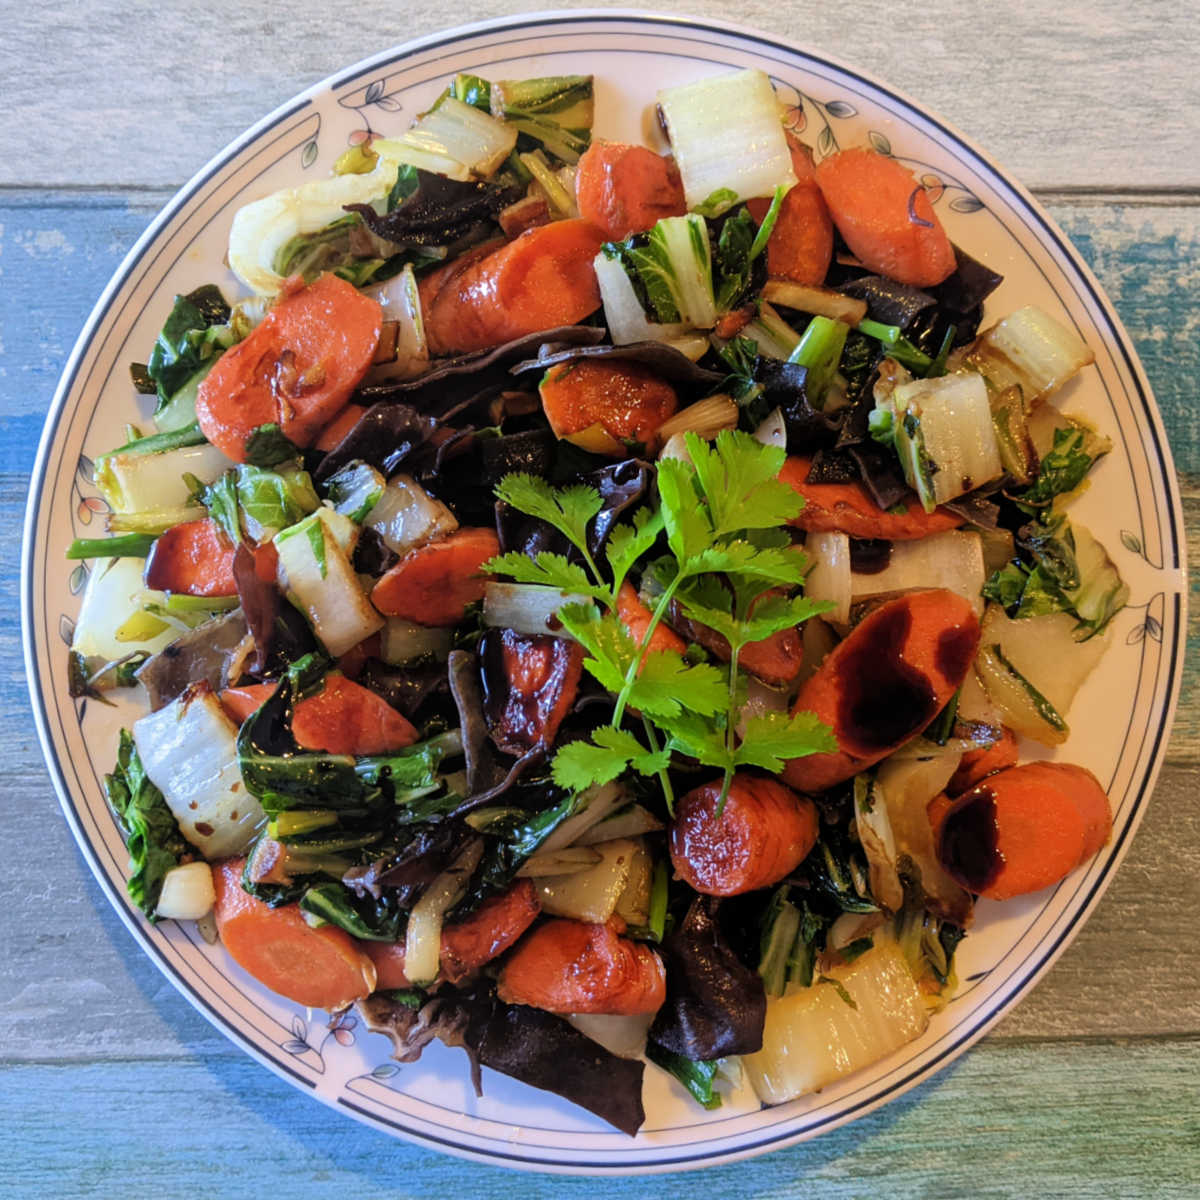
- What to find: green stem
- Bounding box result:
[611,572,685,726]
[66,532,157,560]
[641,714,675,816]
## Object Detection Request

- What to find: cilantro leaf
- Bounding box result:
[735,593,832,644]
[658,711,734,771]
[626,651,728,720]
[606,506,665,593]
[551,727,671,792]
[734,710,838,772]
[494,474,603,558]
[685,431,803,534]
[655,456,711,563]
[483,551,605,598]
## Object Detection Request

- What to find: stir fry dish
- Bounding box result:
[67,67,1128,1134]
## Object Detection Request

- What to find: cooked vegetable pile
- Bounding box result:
[68,67,1127,1134]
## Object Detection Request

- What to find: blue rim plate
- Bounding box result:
[22,10,1187,1173]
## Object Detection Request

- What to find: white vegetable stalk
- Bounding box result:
[534,838,638,924]
[520,149,579,218]
[572,804,665,845]
[403,841,484,986]
[402,96,517,178]
[155,861,216,921]
[594,253,693,347]
[803,532,852,625]
[133,683,266,860]
[966,305,1096,408]
[70,557,177,661]
[851,530,986,616]
[743,302,802,360]
[95,443,232,514]
[274,509,384,657]
[365,264,429,383]
[742,939,928,1103]
[540,782,630,853]
[228,145,412,295]
[657,68,797,214]
[515,846,602,878]
[366,474,458,557]
[380,619,453,664]
[891,371,1004,509]
[482,582,589,637]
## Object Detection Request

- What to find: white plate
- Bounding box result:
[22,9,1187,1174]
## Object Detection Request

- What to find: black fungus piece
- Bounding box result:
[847,443,911,511]
[357,658,449,721]
[586,458,651,555]
[467,996,647,1136]
[447,649,508,798]
[753,359,841,454]
[345,825,480,906]
[346,169,522,248]
[805,448,864,485]
[479,429,556,487]
[314,403,439,483]
[357,326,606,412]
[648,895,767,1059]
[232,543,280,676]
[135,608,250,711]
[840,275,937,329]
[510,339,725,393]
[930,245,1004,316]
[351,525,400,577]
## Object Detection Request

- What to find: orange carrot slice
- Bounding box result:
[747,134,833,286]
[143,518,238,597]
[370,527,499,626]
[540,359,678,454]
[575,140,687,240]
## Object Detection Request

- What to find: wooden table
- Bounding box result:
[4,3,1197,1194]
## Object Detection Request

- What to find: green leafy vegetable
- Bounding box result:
[489,74,594,163]
[146,286,235,410]
[243,424,300,468]
[104,730,187,919]
[645,1044,723,1109]
[786,315,849,409]
[607,215,717,326]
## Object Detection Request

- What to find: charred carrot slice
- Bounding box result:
[617,581,687,656]
[212,859,377,1009]
[540,359,678,454]
[143,518,238,597]
[314,402,367,452]
[364,880,542,990]
[938,761,1112,901]
[370,527,500,626]
[948,726,1020,795]
[480,628,584,755]
[497,918,666,1015]
[667,592,804,687]
[336,631,381,681]
[780,456,963,540]
[219,682,277,725]
[421,220,605,356]
[813,147,956,287]
[783,589,980,792]
[290,674,417,755]
[670,774,818,896]
[195,273,382,463]
[574,140,687,239]
[746,134,833,286]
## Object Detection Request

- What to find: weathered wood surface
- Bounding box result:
[2,4,1199,1192]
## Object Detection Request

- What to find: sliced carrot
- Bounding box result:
[540,359,678,454]
[252,540,279,583]
[481,629,584,755]
[497,918,666,1015]
[314,402,367,452]
[617,581,687,657]
[366,880,543,990]
[813,147,956,287]
[938,761,1112,901]
[670,773,818,896]
[195,273,382,462]
[370,527,498,626]
[144,518,238,597]
[219,682,277,725]
[290,674,417,755]
[747,134,833,286]
[574,140,687,240]
[667,592,804,686]
[421,220,605,356]
[220,673,415,754]
[780,455,963,540]
[948,726,1020,795]
[783,589,980,792]
[212,858,376,1010]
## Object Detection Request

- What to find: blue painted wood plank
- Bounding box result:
[1,1038,1196,1196]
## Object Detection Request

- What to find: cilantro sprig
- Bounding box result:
[484,431,836,808]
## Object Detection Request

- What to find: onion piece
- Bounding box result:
[516,846,603,877]
[540,782,630,853]
[482,582,589,637]
[655,394,738,444]
[572,804,665,845]
[366,474,458,557]
[804,532,852,625]
[155,861,216,921]
[534,837,637,924]
[762,280,868,325]
[380,619,452,665]
[752,407,787,450]
[742,939,928,1103]
[363,264,428,383]
[133,682,266,860]
[403,840,484,986]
